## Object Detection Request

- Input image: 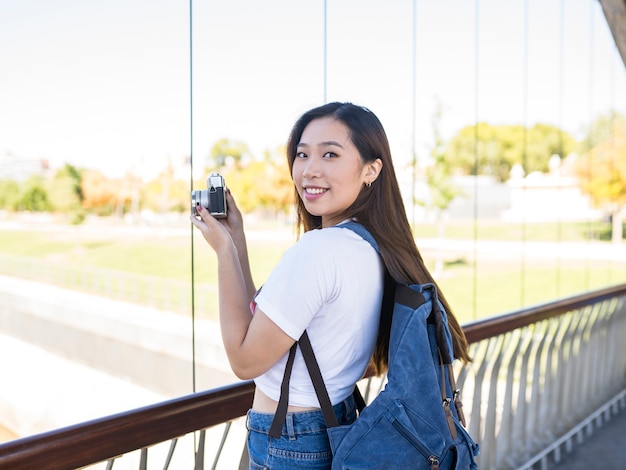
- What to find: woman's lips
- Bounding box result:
[303,187,328,200]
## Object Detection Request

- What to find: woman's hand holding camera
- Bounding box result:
[190,189,242,254]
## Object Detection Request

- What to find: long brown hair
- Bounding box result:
[286,102,471,373]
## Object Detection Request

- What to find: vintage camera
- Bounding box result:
[191,173,227,219]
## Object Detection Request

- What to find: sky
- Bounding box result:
[1,0,625,180]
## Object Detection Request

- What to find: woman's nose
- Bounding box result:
[302,156,321,178]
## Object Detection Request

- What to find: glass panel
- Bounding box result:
[0,0,625,447]
[0,0,191,439]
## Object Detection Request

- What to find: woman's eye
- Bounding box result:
[295,152,307,159]
[322,152,337,158]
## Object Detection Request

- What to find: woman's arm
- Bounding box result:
[190,196,294,379]
[218,190,256,299]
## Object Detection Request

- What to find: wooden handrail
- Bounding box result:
[0,283,625,469]
[0,382,254,470]
[462,283,626,344]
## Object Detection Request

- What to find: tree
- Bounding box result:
[447,122,577,181]
[576,111,626,243]
[259,146,294,215]
[208,138,251,170]
[0,180,20,210]
[417,101,462,275]
[18,176,51,212]
[83,170,137,218]
[81,169,121,216]
[48,164,83,209]
[422,102,462,212]
[48,164,85,224]
[220,146,293,215]
[143,158,189,213]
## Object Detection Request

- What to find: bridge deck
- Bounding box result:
[550,407,626,469]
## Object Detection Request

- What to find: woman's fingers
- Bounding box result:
[225,190,242,219]
[191,205,233,250]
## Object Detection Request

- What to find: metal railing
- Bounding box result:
[0,284,625,470]
[0,253,217,318]
[461,284,626,469]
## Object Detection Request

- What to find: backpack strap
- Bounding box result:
[449,363,467,427]
[298,332,340,428]
[269,332,342,438]
[270,334,374,437]
[340,221,380,252]
[298,332,367,414]
[438,349,458,439]
[268,340,298,438]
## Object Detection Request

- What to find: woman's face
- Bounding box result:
[292,116,378,228]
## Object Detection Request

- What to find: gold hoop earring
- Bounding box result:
[365,181,372,188]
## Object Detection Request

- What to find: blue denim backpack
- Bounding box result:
[270,222,480,469]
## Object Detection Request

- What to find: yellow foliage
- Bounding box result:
[578,126,626,207]
[81,169,122,209]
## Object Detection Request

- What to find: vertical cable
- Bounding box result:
[472,0,480,320]
[608,41,616,282]
[411,0,418,229]
[189,0,197,394]
[520,0,529,308]
[556,0,565,297]
[323,0,328,103]
[586,2,595,290]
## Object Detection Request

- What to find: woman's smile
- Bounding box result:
[303,186,329,199]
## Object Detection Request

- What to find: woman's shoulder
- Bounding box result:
[299,224,366,247]
[292,225,373,262]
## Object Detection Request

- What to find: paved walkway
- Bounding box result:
[549,406,626,469]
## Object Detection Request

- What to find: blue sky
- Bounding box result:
[1,0,625,179]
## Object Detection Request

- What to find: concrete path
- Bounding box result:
[549,407,626,469]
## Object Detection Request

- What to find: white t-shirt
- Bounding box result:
[253,223,384,407]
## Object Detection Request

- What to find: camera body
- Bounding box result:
[191,173,227,218]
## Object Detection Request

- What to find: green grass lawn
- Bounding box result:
[412,219,623,242]
[432,258,626,323]
[0,226,292,284]
[1,219,625,323]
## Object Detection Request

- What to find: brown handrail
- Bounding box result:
[462,283,626,343]
[0,283,625,469]
[0,382,254,470]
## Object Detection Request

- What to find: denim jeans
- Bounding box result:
[246,395,357,470]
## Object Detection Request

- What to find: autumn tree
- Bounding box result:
[260,146,294,215]
[576,111,626,243]
[81,169,122,216]
[143,158,189,213]
[116,171,141,219]
[220,146,293,215]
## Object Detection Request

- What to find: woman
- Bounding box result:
[191,102,470,469]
